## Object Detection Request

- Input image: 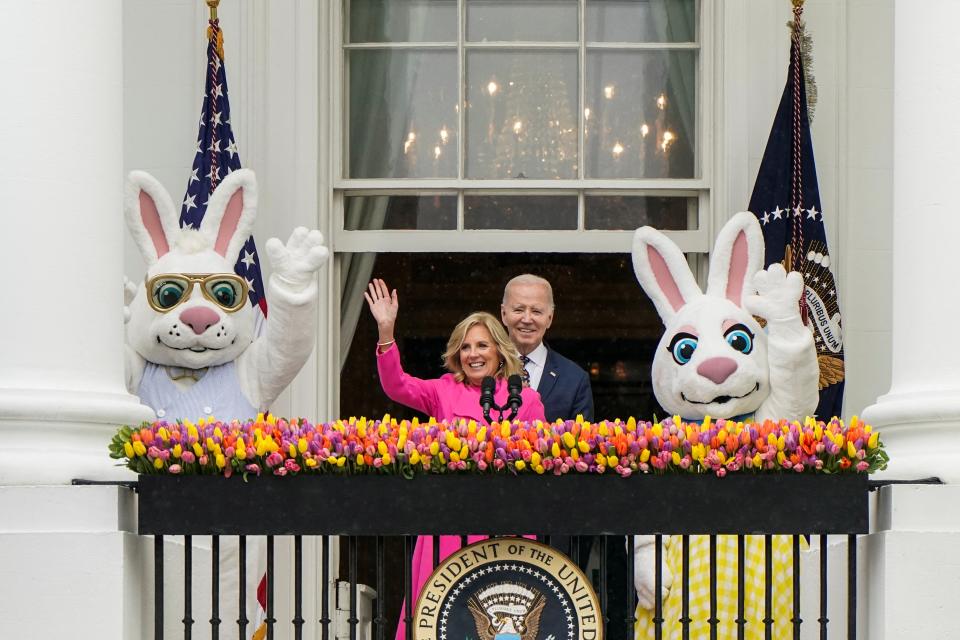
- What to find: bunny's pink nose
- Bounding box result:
[697,357,738,385]
[180,307,220,335]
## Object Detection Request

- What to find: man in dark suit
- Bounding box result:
[502,275,635,638]
[500,274,594,423]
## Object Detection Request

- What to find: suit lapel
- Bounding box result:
[537,348,560,401]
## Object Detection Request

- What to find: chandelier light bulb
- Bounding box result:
[612,142,624,157]
[604,84,616,99]
[657,93,667,110]
[487,81,499,96]
[640,123,650,137]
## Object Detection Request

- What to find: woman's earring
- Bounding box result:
[498,359,504,370]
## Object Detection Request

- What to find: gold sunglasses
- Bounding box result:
[145,273,249,313]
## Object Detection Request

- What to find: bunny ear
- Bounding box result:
[705,211,765,307]
[124,171,180,266]
[198,168,258,264]
[632,226,702,323]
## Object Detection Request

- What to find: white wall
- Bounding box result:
[122,0,895,421]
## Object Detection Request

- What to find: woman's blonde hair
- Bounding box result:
[443,311,524,383]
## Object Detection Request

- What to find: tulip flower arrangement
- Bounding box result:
[109,413,888,478]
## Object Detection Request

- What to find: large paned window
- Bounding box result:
[336,0,709,422]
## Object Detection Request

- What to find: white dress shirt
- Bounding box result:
[522,342,549,391]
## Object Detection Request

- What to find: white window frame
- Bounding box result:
[331,0,716,254]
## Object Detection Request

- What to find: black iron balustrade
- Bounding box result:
[137,473,869,640]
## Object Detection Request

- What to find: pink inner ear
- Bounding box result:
[214,189,244,257]
[647,245,686,313]
[139,191,169,258]
[726,230,748,306]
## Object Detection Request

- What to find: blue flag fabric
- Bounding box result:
[180,20,267,317]
[748,41,845,419]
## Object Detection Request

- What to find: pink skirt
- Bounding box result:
[395,534,535,640]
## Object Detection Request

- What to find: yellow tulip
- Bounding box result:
[847,441,857,458]
[598,423,609,437]
[578,440,590,453]
[570,448,579,461]
[356,454,364,466]
[777,435,785,452]
[477,427,487,442]
[305,458,317,468]
[215,453,226,469]
[626,417,637,432]
[702,415,712,430]
[515,460,526,471]
[172,444,182,459]
[410,450,421,465]
[266,414,276,426]
[450,452,461,463]
[298,438,308,454]
[255,412,265,423]
[551,442,561,458]
[153,458,164,470]
[868,432,879,449]
[429,442,439,456]
[289,443,297,458]
[378,441,389,456]
[123,442,134,458]
[562,432,576,449]
[535,464,545,474]
[671,451,681,466]
[752,453,762,468]
[382,454,392,465]
[501,422,511,438]
[336,456,346,468]
[777,451,786,465]
[193,442,204,458]
[640,449,650,463]
[610,454,621,467]
[531,452,541,467]
[214,426,223,439]
[652,424,663,438]
[460,445,468,459]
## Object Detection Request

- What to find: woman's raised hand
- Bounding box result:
[364,278,398,343]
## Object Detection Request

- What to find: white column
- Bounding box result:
[861,0,960,481]
[0,0,154,484]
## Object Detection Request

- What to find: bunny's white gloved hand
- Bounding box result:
[744,263,804,324]
[123,275,137,324]
[265,227,330,291]
[633,535,673,610]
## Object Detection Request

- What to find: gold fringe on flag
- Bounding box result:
[787,0,817,122]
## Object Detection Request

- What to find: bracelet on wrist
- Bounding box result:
[377,340,395,348]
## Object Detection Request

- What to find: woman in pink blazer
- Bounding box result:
[364,278,545,639]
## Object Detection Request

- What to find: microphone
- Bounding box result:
[480,376,497,424]
[505,374,523,420]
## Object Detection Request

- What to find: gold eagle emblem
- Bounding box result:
[467,583,547,640]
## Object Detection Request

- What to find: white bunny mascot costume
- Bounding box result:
[123,168,328,420]
[630,211,819,639]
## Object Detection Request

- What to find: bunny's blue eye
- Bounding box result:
[667,333,698,365]
[209,281,238,307]
[153,281,185,309]
[724,324,755,355]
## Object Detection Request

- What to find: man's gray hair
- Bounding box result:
[502,274,555,309]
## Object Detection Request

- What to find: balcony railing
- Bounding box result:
[137,473,869,640]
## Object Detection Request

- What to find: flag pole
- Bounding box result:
[207,0,219,21]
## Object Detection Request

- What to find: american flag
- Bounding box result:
[180,18,267,318]
[748,17,845,419]
[181,17,270,639]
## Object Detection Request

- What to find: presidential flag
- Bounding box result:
[748,24,845,419]
[180,17,267,319]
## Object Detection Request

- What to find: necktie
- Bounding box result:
[520,355,531,386]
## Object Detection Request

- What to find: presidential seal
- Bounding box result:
[413,538,602,640]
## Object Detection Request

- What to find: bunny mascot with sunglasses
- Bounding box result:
[123,168,328,422]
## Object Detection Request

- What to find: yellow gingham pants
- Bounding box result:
[634,535,797,639]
